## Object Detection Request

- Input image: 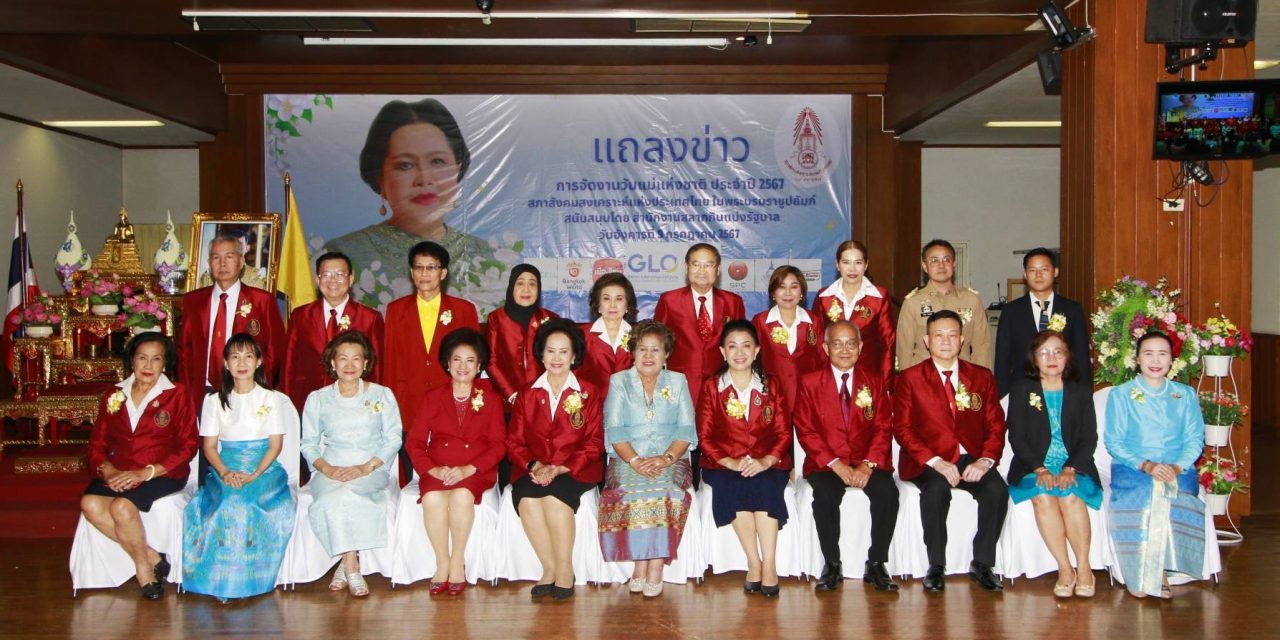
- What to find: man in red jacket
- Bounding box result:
[281,251,385,413]
[893,309,1007,593]
[794,320,899,592]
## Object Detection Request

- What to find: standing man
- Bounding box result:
[793,320,899,593]
[281,251,385,412]
[178,234,286,410]
[383,241,479,478]
[993,248,1092,397]
[893,310,1007,593]
[896,239,991,370]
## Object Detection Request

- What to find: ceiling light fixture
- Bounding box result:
[303,37,731,47]
[41,120,165,128]
[984,120,1062,128]
[182,9,802,20]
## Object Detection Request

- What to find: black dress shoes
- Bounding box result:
[760,583,780,598]
[923,565,946,592]
[968,561,1003,592]
[743,580,762,594]
[815,561,843,592]
[552,585,575,601]
[863,561,899,592]
[140,581,164,600]
[154,554,171,583]
[530,583,554,599]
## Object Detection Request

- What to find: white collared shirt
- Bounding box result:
[690,287,714,320]
[590,317,632,351]
[717,371,763,409]
[818,276,882,320]
[532,371,583,420]
[766,305,812,354]
[1030,291,1056,328]
[323,296,350,326]
[117,374,176,432]
[205,280,242,385]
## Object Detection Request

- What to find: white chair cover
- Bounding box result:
[387,472,502,586]
[602,486,708,584]
[698,480,805,577]
[492,486,617,585]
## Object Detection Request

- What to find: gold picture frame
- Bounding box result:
[187,212,283,292]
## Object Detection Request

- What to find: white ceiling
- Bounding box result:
[0,63,213,147]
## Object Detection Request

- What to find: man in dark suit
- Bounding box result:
[281,251,385,413]
[994,248,1092,397]
[893,310,1007,592]
[794,320,899,592]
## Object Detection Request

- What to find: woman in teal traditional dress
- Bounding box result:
[301,331,403,597]
[183,333,297,601]
[1104,331,1206,599]
[598,320,696,598]
[1005,331,1102,598]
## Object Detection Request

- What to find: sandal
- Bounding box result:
[347,571,370,597]
[328,564,348,591]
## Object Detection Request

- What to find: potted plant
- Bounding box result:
[1199,391,1248,447]
[21,292,62,338]
[79,270,123,316]
[1091,276,1201,386]
[1197,307,1252,377]
[1197,454,1248,516]
[119,287,167,335]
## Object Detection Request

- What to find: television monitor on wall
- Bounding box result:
[1154,78,1280,160]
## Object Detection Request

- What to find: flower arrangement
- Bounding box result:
[1028,393,1044,411]
[825,300,843,323]
[563,391,588,427]
[119,287,167,329]
[471,388,485,413]
[106,390,126,415]
[725,395,748,420]
[1090,276,1201,386]
[22,293,62,326]
[365,400,385,414]
[1197,307,1252,358]
[770,326,789,344]
[79,270,123,305]
[954,381,974,411]
[255,404,273,420]
[1199,391,1249,427]
[1047,313,1067,332]
[440,309,453,326]
[1197,454,1248,495]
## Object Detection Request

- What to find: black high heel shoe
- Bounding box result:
[760,583,781,598]
[154,554,171,583]
[530,583,554,599]
[743,580,762,594]
[140,581,164,600]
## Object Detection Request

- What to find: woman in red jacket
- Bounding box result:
[576,272,636,397]
[752,265,827,419]
[81,333,199,600]
[812,240,895,379]
[407,328,505,596]
[696,320,792,598]
[486,264,558,407]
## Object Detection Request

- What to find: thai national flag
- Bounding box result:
[2,215,39,373]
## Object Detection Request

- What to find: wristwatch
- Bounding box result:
[862,460,878,469]
[526,460,537,471]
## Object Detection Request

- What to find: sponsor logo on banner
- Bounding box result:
[567,261,582,278]
[622,242,685,291]
[727,261,750,281]
[775,105,842,188]
[592,258,624,282]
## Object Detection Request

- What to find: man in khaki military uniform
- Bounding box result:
[896,239,991,370]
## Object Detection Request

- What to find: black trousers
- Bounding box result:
[910,454,1009,567]
[807,468,899,565]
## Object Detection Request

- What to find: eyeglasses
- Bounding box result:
[826,340,861,351]
[318,271,349,280]
[411,264,443,274]
[926,256,955,266]
[1036,348,1067,359]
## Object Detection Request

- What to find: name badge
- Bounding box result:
[920,303,933,317]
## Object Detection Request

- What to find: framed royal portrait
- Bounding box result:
[187,213,283,292]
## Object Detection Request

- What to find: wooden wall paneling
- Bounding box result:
[891,141,923,302]
[1253,334,1280,432]
[199,95,265,214]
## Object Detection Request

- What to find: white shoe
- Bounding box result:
[643,581,664,597]
[628,578,644,594]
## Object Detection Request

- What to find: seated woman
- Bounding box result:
[1104,331,1206,599]
[183,333,298,602]
[506,319,603,601]
[301,331,403,597]
[81,333,198,600]
[598,320,696,598]
[1005,331,1102,598]
[696,320,791,597]
[406,328,505,596]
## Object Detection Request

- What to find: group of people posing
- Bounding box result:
[80,234,1208,605]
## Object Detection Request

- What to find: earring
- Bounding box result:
[379,199,388,217]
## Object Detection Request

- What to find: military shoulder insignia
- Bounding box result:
[904,287,921,300]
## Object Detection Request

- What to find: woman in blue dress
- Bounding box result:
[598,320,697,598]
[183,333,297,601]
[301,330,403,597]
[1104,331,1206,599]
[1005,331,1102,598]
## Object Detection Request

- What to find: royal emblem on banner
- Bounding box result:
[780,106,836,187]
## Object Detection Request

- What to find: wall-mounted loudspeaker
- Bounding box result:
[1145,0,1258,46]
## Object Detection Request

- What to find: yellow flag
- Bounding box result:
[278,189,317,313]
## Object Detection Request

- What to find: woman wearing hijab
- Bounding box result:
[486,265,559,408]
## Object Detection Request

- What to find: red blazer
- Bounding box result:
[281,299,385,412]
[695,375,792,471]
[812,286,895,379]
[793,366,894,477]
[178,284,286,408]
[86,381,199,483]
[892,359,1005,481]
[751,309,828,418]
[485,307,559,403]
[406,379,506,500]
[576,322,634,397]
[505,378,604,485]
[653,287,746,406]
[383,293,480,424]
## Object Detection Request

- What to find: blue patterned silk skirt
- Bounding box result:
[182,438,295,599]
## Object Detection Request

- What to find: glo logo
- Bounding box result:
[627,253,680,273]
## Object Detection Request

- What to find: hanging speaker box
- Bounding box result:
[1145,0,1258,46]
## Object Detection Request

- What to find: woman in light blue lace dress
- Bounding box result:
[301,331,402,597]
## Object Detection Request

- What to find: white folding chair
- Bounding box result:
[388,470,501,586]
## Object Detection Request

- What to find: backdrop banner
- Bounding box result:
[264,94,852,319]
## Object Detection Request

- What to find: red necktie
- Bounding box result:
[208,292,228,386]
[326,308,338,342]
[943,370,957,418]
[697,295,713,342]
[839,372,852,427]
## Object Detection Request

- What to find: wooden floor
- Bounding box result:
[4,429,1276,639]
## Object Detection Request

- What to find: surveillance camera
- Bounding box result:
[476,0,495,13]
